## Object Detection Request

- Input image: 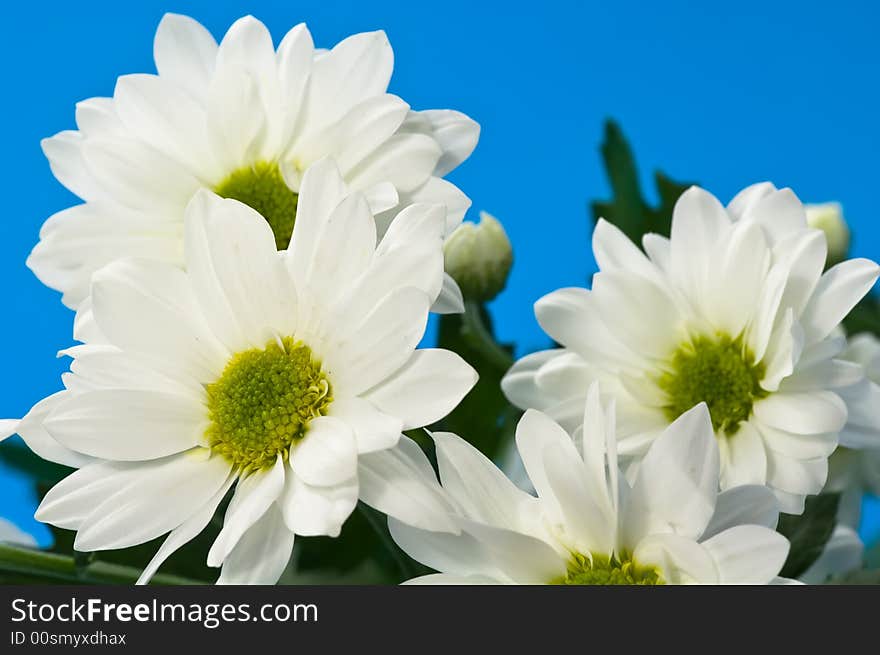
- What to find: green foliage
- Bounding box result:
[434,301,518,459]
[843,295,880,338]
[590,119,694,244]
[777,493,840,579]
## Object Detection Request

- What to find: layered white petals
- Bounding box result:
[504,182,879,512]
[33,13,477,311]
[393,390,788,585]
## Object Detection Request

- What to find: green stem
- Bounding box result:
[357,503,418,582]
[461,301,514,372]
[0,544,206,585]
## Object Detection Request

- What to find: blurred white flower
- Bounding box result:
[29,13,479,313]
[798,525,863,584]
[503,183,880,514]
[28,161,475,585]
[826,332,880,526]
[391,385,790,584]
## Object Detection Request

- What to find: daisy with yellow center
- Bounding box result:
[31,160,476,584]
[503,183,880,514]
[29,13,479,313]
[389,385,791,585]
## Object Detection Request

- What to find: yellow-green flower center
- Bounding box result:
[658,333,767,435]
[215,161,299,250]
[552,552,664,585]
[205,337,332,473]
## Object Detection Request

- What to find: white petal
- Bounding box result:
[630,403,719,538]
[389,518,503,580]
[752,391,847,435]
[501,349,570,411]
[91,258,229,383]
[74,450,231,551]
[12,392,93,468]
[329,396,401,454]
[44,389,206,461]
[633,534,718,584]
[593,219,658,279]
[41,131,100,201]
[432,431,536,529]
[702,525,789,584]
[348,133,441,193]
[341,203,446,322]
[279,468,358,537]
[185,190,298,349]
[302,30,393,130]
[276,23,314,149]
[401,176,471,236]
[401,109,480,177]
[726,182,776,220]
[800,259,880,344]
[153,13,218,100]
[431,273,465,314]
[719,421,767,489]
[327,287,430,395]
[358,438,458,532]
[514,409,574,510]
[207,457,285,566]
[137,475,235,584]
[217,504,295,584]
[81,136,200,213]
[365,349,476,430]
[765,449,828,496]
[113,73,218,177]
[458,519,566,584]
[287,158,349,281]
[701,486,779,540]
[37,461,135,530]
[290,416,357,487]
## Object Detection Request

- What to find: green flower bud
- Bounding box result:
[805,202,850,266]
[444,212,513,302]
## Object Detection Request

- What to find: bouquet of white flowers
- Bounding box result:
[1,13,878,587]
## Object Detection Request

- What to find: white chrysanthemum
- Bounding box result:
[29,13,479,312]
[826,332,880,526]
[390,385,790,585]
[503,183,880,514]
[25,160,476,584]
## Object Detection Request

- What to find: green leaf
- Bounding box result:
[777,493,840,579]
[842,295,880,339]
[590,119,694,244]
[434,301,518,459]
[0,440,74,486]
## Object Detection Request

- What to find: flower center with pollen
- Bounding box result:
[215,161,299,250]
[205,337,332,473]
[658,333,767,435]
[552,553,664,585]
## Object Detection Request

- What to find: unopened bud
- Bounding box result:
[806,202,850,266]
[444,212,513,302]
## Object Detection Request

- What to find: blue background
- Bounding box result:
[1,1,878,547]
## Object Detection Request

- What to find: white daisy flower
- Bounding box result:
[29,13,479,313]
[826,332,880,527]
[390,386,790,584]
[30,160,477,584]
[502,183,880,514]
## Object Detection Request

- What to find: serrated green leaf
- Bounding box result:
[777,493,840,579]
[590,119,694,245]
